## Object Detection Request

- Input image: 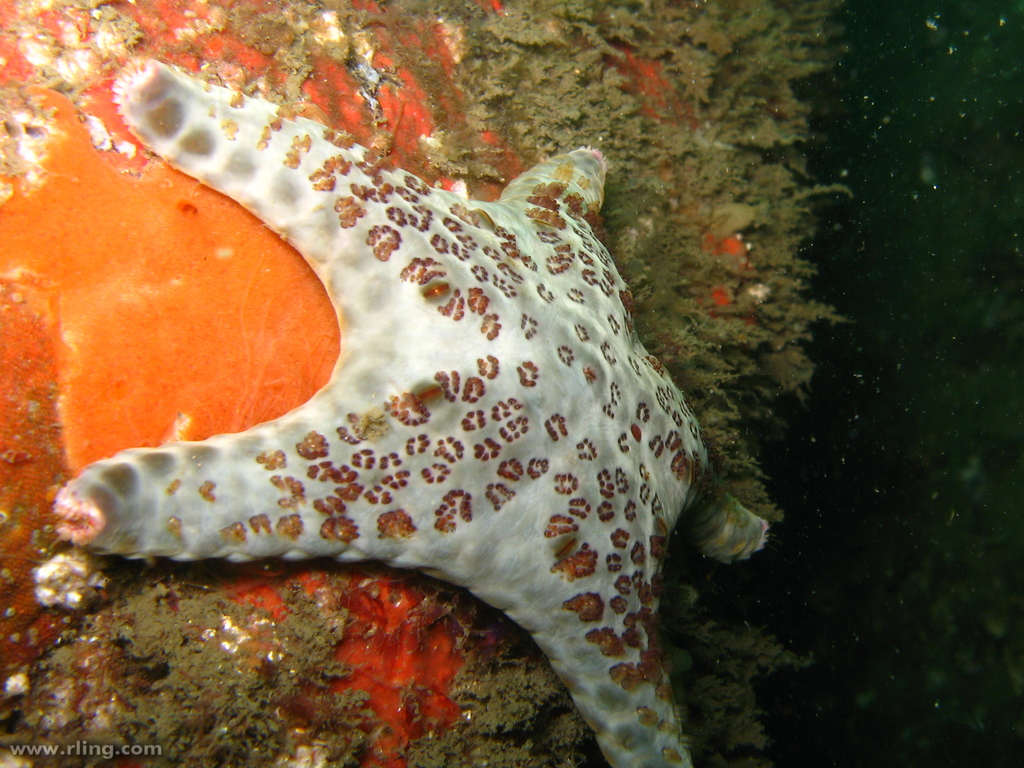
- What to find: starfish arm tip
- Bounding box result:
[690,493,769,563]
[54,486,107,546]
[577,144,608,173]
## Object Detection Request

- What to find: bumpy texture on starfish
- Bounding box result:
[54,60,769,768]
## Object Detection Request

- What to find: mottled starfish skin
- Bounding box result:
[54,61,769,768]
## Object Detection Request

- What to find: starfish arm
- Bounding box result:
[536,632,692,768]
[52,390,435,562]
[115,60,376,273]
[483,544,694,768]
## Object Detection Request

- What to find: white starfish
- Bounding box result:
[54,60,768,768]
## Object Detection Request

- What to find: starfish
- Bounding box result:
[54,60,769,768]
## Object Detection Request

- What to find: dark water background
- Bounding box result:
[750,2,1024,766]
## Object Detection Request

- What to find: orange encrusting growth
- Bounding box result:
[329,573,463,766]
[609,45,700,130]
[226,566,465,768]
[0,282,67,673]
[0,89,339,473]
[700,232,757,317]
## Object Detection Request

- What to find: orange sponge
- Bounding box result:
[0,89,339,472]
